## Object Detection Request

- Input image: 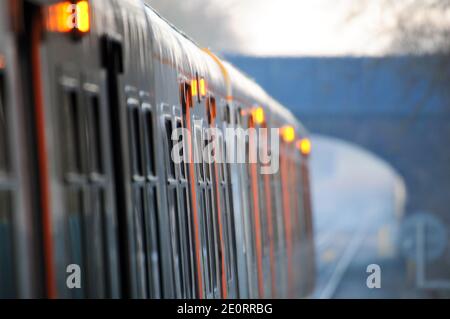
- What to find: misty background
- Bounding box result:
[145,0,450,298]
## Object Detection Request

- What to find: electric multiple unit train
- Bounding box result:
[0,0,315,299]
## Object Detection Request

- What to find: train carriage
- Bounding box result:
[0,2,39,298]
[0,0,314,299]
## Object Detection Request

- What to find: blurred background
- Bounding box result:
[146,0,450,298]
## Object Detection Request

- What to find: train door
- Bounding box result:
[193,117,214,299]
[259,123,275,298]
[207,96,240,299]
[240,112,259,298]
[125,90,162,299]
[228,105,250,298]
[140,98,163,299]
[1,2,33,299]
[179,82,206,299]
[17,1,123,298]
[280,140,296,297]
[174,111,196,299]
[159,102,195,299]
[0,1,58,299]
[248,114,269,298]
[0,49,15,299]
[217,103,239,298]
[300,151,315,295]
[271,123,288,298]
[106,0,175,299]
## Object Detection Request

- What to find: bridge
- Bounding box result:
[228,55,450,297]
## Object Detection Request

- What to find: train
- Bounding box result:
[0,0,315,299]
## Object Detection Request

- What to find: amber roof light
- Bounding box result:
[297,138,312,156]
[281,126,295,143]
[45,1,91,34]
[252,106,265,125]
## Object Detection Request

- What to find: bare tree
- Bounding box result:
[398,1,450,118]
[354,1,450,114]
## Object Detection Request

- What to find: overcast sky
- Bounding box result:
[147,0,448,56]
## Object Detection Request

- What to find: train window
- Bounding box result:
[148,188,162,298]
[258,167,269,260]
[204,138,211,182]
[195,128,204,181]
[164,118,176,179]
[176,120,186,179]
[177,190,190,298]
[0,191,15,298]
[197,189,208,291]
[236,107,243,127]
[143,108,156,176]
[62,90,83,174]
[0,72,8,174]
[204,188,215,294]
[167,188,183,297]
[86,95,103,174]
[218,134,226,183]
[84,188,108,297]
[270,173,279,253]
[206,97,214,125]
[180,83,192,111]
[224,105,231,124]
[127,105,144,177]
[133,189,149,298]
[66,189,86,298]
[181,188,194,297]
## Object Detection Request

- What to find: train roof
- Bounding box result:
[145,4,227,98]
[144,2,307,136]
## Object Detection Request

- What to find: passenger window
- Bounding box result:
[204,138,211,182]
[148,188,161,298]
[0,190,15,298]
[224,105,231,124]
[66,189,86,298]
[176,120,186,179]
[127,104,144,177]
[0,72,8,174]
[195,128,204,182]
[167,187,183,296]
[62,90,83,175]
[164,118,176,179]
[236,108,242,127]
[180,83,192,111]
[86,95,103,174]
[206,97,216,125]
[218,135,226,183]
[143,108,156,176]
[133,189,148,298]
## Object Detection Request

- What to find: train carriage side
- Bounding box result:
[0,0,314,300]
[0,1,40,299]
[223,60,315,299]
[146,5,241,299]
[267,97,315,298]
[19,0,132,298]
[222,61,279,299]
